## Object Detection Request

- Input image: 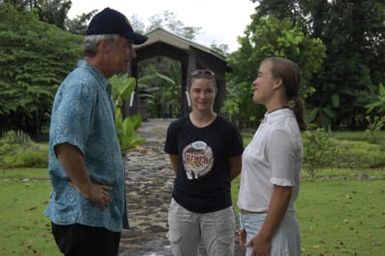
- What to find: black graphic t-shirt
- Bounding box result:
[164,114,243,213]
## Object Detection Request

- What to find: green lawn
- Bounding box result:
[297,179,385,255]
[0,169,60,256]
[231,174,385,256]
[1,168,385,255]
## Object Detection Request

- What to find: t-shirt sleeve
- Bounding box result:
[164,121,178,155]
[226,123,244,157]
[267,129,297,187]
[50,81,95,155]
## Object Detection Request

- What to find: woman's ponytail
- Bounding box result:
[289,96,307,131]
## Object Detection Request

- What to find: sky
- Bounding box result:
[67,0,256,52]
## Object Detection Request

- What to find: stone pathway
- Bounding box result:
[118,119,245,256]
[119,119,173,256]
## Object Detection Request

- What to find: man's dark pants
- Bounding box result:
[51,222,121,256]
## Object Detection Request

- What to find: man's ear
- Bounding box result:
[98,40,111,54]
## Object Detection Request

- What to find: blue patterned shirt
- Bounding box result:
[45,60,128,232]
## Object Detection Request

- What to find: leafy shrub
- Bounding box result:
[331,130,385,143]
[329,130,385,166]
[365,116,385,146]
[380,141,385,152]
[332,140,385,169]
[0,130,31,155]
[302,129,385,179]
[302,129,337,180]
[0,143,13,155]
[0,130,48,168]
[2,147,48,168]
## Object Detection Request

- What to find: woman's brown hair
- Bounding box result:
[188,69,217,91]
[262,57,307,131]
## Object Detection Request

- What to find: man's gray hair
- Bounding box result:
[83,34,120,56]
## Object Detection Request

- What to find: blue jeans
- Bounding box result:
[239,211,300,256]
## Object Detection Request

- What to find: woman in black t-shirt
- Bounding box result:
[164,69,243,256]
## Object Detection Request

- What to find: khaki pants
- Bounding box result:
[167,198,235,256]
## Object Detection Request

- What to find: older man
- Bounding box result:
[45,8,147,256]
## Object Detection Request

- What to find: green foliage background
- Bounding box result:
[1,0,385,135]
[224,17,325,127]
[224,0,385,130]
[0,3,82,135]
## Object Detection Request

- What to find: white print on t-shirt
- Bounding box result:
[182,141,214,179]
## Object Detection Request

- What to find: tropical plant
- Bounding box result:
[109,75,144,152]
[114,114,144,153]
[306,94,339,131]
[366,83,385,118]
[139,73,181,118]
[365,83,385,143]
[137,57,182,118]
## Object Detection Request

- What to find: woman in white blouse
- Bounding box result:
[237,57,306,256]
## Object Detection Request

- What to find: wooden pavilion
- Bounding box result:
[126,27,230,117]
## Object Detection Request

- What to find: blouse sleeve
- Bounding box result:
[267,129,297,187]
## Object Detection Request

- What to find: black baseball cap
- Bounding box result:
[86,7,148,45]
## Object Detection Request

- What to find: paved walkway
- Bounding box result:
[118,119,245,256]
[119,119,173,256]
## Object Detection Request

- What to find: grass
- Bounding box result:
[1,130,385,255]
[231,174,385,256]
[0,169,60,256]
[330,130,385,142]
[300,167,385,180]
[2,169,385,256]
[297,179,385,255]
